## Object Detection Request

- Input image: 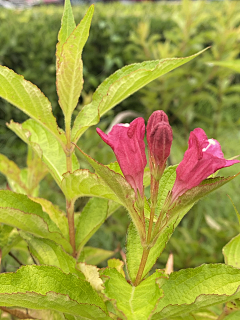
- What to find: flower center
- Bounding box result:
[202,139,216,152]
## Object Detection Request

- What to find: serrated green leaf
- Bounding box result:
[100,268,163,320]
[8,119,79,187]
[72,48,208,143]
[0,265,110,319]
[75,197,109,252]
[223,234,240,269]
[61,170,121,204]
[0,191,72,253]
[78,247,114,265]
[152,264,240,319]
[0,225,21,259]
[29,197,69,241]
[56,6,94,120]
[207,60,240,73]
[20,232,78,275]
[56,0,76,65]
[0,65,65,145]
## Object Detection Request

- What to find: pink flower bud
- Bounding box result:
[96,117,147,197]
[147,111,173,178]
[172,128,240,201]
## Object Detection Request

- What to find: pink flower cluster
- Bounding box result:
[97,111,239,201]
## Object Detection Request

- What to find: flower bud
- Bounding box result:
[147,111,173,179]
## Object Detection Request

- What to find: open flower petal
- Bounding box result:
[172,128,240,200]
[97,118,147,196]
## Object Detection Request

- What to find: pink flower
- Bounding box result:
[96,118,147,197]
[147,110,173,179]
[172,128,240,201]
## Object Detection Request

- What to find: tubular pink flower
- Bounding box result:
[96,117,147,197]
[172,128,240,201]
[147,110,173,179]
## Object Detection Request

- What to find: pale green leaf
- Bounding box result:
[8,119,79,187]
[56,6,94,119]
[75,197,109,252]
[152,264,240,319]
[77,263,104,291]
[29,197,69,241]
[20,232,78,275]
[108,258,125,278]
[0,265,110,319]
[0,225,21,259]
[0,65,65,145]
[72,48,208,142]
[0,190,72,253]
[61,170,121,204]
[56,0,76,65]
[0,153,27,191]
[223,234,240,269]
[78,247,114,265]
[225,311,240,320]
[207,60,240,73]
[100,268,163,320]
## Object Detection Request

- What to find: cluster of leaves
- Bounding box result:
[0,1,240,319]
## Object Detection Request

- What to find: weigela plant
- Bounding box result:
[0,2,240,320]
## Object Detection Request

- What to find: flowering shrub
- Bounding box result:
[0,1,239,319]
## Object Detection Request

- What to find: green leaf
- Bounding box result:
[107,258,125,278]
[152,264,240,319]
[0,153,27,191]
[56,0,76,65]
[77,148,145,238]
[0,265,110,319]
[0,225,21,259]
[71,48,208,142]
[78,247,114,265]
[156,165,177,214]
[0,190,72,253]
[56,6,94,119]
[225,311,240,320]
[20,232,78,275]
[223,234,240,269]
[61,170,121,204]
[8,119,79,187]
[0,65,65,145]
[29,197,69,241]
[100,268,163,320]
[75,198,109,252]
[207,60,240,73]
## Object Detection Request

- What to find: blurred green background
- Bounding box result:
[0,0,240,272]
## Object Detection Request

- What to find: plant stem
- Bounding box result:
[9,252,24,266]
[67,200,76,257]
[65,116,73,173]
[134,248,150,286]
